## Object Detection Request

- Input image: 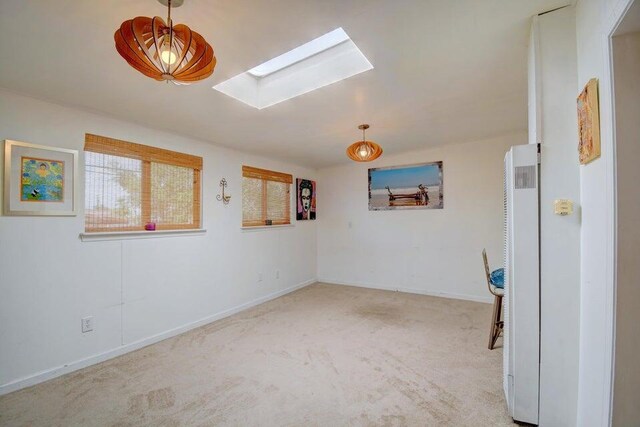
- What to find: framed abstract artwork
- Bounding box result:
[3,140,78,216]
[296,178,316,220]
[368,161,443,211]
[577,78,601,165]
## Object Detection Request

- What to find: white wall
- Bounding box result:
[316,133,522,303]
[528,17,542,146]
[0,90,317,393]
[574,0,633,425]
[534,7,582,426]
[611,29,640,427]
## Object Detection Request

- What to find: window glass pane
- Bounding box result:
[85,152,142,230]
[266,180,288,221]
[242,177,263,223]
[241,166,291,227]
[84,135,202,232]
[151,163,194,225]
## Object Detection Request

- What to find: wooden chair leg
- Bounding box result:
[488,295,503,350]
[494,295,503,348]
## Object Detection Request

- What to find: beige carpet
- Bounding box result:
[0,283,513,426]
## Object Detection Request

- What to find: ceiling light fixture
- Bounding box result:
[346,124,383,162]
[114,0,216,84]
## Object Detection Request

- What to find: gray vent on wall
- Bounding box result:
[515,165,536,189]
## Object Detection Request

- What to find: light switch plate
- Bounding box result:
[554,199,574,216]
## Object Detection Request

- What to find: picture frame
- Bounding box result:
[368,161,444,211]
[577,78,601,165]
[296,178,316,220]
[3,139,79,216]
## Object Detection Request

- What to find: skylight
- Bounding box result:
[213,27,373,109]
[246,28,351,78]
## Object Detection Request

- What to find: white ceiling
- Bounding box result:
[0,0,568,168]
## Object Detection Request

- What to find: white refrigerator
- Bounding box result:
[503,143,540,425]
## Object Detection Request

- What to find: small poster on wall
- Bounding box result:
[296,178,316,220]
[577,78,601,165]
[368,161,443,211]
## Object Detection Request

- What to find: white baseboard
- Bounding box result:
[0,279,316,396]
[317,278,493,304]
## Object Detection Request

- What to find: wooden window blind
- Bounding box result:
[242,166,292,227]
[84,134,202,232]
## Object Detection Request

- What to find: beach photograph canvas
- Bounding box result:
[368,162,443,211]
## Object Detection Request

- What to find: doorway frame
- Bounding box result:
[599,0,636,425]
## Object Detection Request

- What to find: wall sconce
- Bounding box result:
[216,178,231,204]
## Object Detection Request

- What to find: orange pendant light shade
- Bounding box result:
[114,0,216,84]
[346,124,383,162]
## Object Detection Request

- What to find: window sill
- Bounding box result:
[241,224,294,232]
[79,229,207,242]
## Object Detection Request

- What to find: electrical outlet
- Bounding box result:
[275,270,280,279]
[258,272,263,282]
[81,316,94,333]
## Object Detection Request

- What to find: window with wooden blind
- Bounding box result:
[242,166,292,227]
[84,134,202,232]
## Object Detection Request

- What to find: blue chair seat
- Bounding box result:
[490,268,504,289]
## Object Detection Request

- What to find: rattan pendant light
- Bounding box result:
[114,0,216,84]
[346,124,383,162]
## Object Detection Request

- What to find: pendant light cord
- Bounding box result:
[167,0,173,74]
